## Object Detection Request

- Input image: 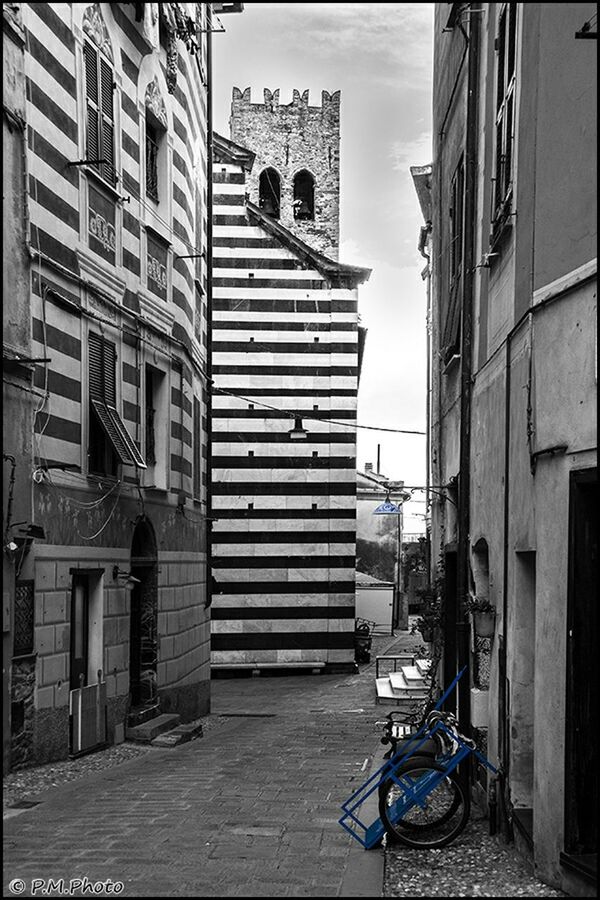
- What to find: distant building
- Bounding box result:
[419,4,597,895]
[356,464,410,629]
[209,88,370,673]
[2,2,221,770]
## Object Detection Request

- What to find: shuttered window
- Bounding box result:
[84,42,116,186]
[492,3,517,236]
[88,333,146,470]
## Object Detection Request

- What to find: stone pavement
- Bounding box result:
[3,631,409,898]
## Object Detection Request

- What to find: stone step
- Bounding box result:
[151,721,203,748]
[400,665,428,683]
[388,671,428,693]
[127,704,161,728]
[126,713,181,743]
[376,676,428,701]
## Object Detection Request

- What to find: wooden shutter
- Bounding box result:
[84,42,100,168]
[100,58,115,184]
[88,332,104,400]
[88,333,146,469]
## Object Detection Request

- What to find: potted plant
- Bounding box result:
[465,594,496,638]
[411,588,442,643]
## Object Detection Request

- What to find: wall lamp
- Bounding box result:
[288,416,308,440]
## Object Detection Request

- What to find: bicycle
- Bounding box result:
[377,708,487,849]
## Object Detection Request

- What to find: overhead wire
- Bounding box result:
[212,385,425,435]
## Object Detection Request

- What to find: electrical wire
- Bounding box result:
[76,479,123,540]
[212,386,425,435]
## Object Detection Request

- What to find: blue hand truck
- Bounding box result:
[338,667,498,849]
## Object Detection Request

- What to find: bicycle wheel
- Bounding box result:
[378,757,470,849]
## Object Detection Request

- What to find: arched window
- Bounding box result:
[258,168,280,218]
[293,169,315,221]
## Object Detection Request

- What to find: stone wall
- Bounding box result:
[229,87,340,259]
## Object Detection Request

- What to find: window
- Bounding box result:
[145,365,167,489]
[145,119,159,201]
[84,41,115,186]
[449,159,464,283]
[293,170,315,220]
[492,3,517,236]
[258,168,280,218]
[88,332,146,476]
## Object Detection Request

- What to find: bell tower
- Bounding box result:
[229,87,341,259]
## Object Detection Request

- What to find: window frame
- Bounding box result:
[491,2,517,241]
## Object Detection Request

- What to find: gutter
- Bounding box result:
[205,12,214,612]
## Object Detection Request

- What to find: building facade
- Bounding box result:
[423,3,597,895]
[210,100,369,673]
[2,2,218,770]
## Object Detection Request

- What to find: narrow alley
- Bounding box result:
[4,633,564,897]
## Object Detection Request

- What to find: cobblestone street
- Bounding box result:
[3,631,566,897]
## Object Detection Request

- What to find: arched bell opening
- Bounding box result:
[293,169,315,220]
[258,167,281,218]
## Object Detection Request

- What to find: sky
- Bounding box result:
[211,2,434,533]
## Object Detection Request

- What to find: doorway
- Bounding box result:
[564,469,598,868]
[129,518,158,711]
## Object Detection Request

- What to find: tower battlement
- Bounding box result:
[231,86,341,114]
[230,87,341,258]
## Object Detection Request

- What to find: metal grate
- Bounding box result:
[474,635,491,689]
[14,580,34,657]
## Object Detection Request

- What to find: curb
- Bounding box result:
[339,739,387,897]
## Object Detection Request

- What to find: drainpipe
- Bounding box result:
[418,224,432,586]
[205,12,214,612]
[456,5,480,739]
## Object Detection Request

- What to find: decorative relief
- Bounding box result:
[82,4,114,62]
[88,182,116,265]
[147,254,167,291]
[145,77,168,129]
[89,210,116,253]
[87,290,117,323]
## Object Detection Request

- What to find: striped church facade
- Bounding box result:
[210,134,370,672]
[4,3,213,768]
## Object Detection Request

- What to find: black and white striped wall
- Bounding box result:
[210,137,370,670]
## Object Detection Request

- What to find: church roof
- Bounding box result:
[246,201,371,289]
[213,132,255,171]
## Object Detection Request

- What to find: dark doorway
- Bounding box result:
[258,167,280,218]
[442,548,458,714]
[129,518,158,710]
[70,576,89,690]
[564,469,598,868]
